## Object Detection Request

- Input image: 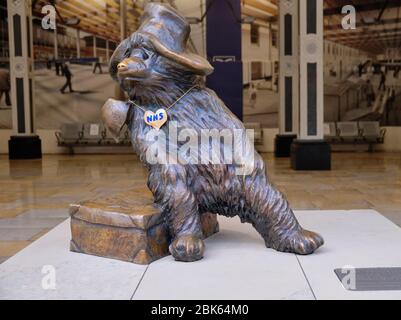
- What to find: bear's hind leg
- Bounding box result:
[271,227,324,255]
[245,178,324,255]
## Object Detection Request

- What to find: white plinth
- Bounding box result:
[1,210,401,300]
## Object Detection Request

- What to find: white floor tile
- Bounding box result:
[0,220,147,300]
[133,216,314,300]
[296,210,401,300]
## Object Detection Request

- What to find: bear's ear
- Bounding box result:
[109,37,132,81]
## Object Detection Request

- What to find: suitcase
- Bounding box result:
[70,188,219,265]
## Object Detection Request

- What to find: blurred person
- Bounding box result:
[378,71,387,91]
[93,57,103,74]
[386,87,396,124]
[0,69,11,106]
[46,56,52,70]
[55,59,65,76]
[366,79,375,107]
[249,82,257,109]
[60,62,74,94]
[358,62,363,77]
[394,67,400,79]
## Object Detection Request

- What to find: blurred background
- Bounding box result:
[1,0,400,136]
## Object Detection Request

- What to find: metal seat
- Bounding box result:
[55,122,132,154]
[81,123,105,144]
[102,127,130,145]
[359,121,386,143]
[102,128,118,145]
[55,124,84,145]
[244,122,262,143]
[324,122,338,142]
[337,122,361,142]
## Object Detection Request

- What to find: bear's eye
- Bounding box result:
[131,48,149,61]
[142,49,149,60]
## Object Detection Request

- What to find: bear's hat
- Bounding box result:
[111,3,213,77]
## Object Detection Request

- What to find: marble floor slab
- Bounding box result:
[1,210,401,300]
[0,241,31,259]
[0,228,46,241]
[0,217,66,229]
[0,220,148,300]
[297,210,401,300]
[15,208,70,220]
[134,216,314,300]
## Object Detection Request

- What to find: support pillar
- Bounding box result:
[268,22,272,62]
[275,0,299,157]
[93,35,97,58]
[291,0,330,170]
[76,29,80,58]
[206,0,243,120]
[106,39,110,63]
[120,0,127,40]
[7,0,41,159]
[115,0,127,100]
[54,23,58,59]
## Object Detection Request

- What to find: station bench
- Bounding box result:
[55,123,131,154]
[324,121,386,152]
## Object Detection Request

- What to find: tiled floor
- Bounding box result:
[2,210,401,300]
[0,152,400,264]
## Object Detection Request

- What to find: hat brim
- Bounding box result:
[140,32,214,76]
[110,33,214,79]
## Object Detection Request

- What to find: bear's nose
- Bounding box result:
[117,62,128,72]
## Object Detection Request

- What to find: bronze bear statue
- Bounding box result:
[104,3,323,262]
